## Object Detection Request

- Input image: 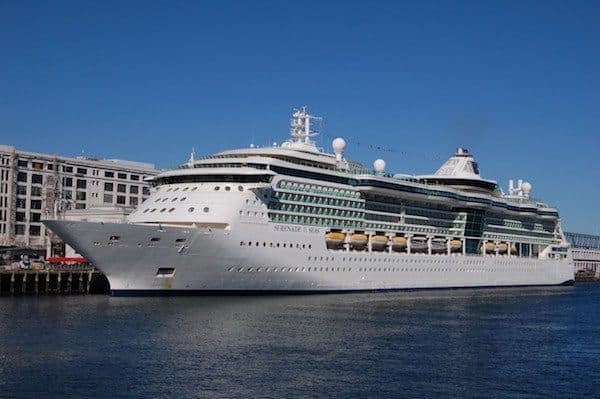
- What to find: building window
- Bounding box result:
[104,182,113,191]
[76,179,86,189]
[105,171,114,178]
[76,191,86,201]
[63,177,73,187]
[116,195,126,205]
[30,225,41,236]
[31,186,42,197]
[75,203,86,210]
[16,212,25,222]
[129,197,138,206]
[30,200,42,209]
[31,174,42,184]
[17,185,27,195]
[47,163,54,170]
[16,198,26,208]
[15,224,25,235]
[77,167,87,175]
[64,191,72,200]
[32,161,43,170]
[131,174,139,181]
[130,185,138,194]
[18,160,28,167]
[30,212,41,222]
[17,172,27,182]
[118,173,127,179]
[63,166,73,173]
[142,187,150,195]
[117,184,126,193]
[103,194,113,204]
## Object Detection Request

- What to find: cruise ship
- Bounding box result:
[44,107,574,295]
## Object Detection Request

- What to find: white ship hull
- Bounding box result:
[44,220,575,296]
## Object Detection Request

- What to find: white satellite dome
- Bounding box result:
[374,159,386,173]
[332,137,346,154]
[522,182,532,194]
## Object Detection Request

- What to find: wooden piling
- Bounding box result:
[87,271,92,294]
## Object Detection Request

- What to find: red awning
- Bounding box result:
[47,257,89,263]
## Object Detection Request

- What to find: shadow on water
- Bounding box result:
[0,285,598,398]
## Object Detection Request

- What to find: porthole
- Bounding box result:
[168,208,175,212]
[238,186,244,191]
[188,207,195,212]
[180,197,186,201]
[150,209,156,212]
[225,186,231,191]
[191,187,198,191]
[171,198,178,202]
[203,207,209,213]
[160,208,166,212]
[166,188,172,192]
[162,198,168,202]
[173,188,179,192]
[143,209,149,213]
[214,186,220,191]
[183,187,189,191]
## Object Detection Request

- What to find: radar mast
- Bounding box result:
[290,106,321,145]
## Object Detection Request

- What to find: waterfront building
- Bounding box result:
[565,232,600,277]
[0,145,158,256]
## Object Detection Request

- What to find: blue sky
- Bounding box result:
[1,1,599,233]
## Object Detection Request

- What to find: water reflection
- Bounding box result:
[0,285,596,398]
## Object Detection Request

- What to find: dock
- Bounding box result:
[0,269,109,296]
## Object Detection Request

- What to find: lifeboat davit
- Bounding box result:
[325,232,345,249]
[392,236,407,251]
[371,235,388,251]
[349,233,368,250]
[450,239,462,252]
[411,236,428,252]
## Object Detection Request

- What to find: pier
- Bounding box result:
[0,269,109,296]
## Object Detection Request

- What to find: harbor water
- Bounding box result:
[0,284,598,398]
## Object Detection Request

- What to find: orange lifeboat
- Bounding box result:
[349,233,368,249]
[371,235,388,251]
[392,236,407,251]
[450,239,462,252]
[497,242,509,254]
[325,232,345,249]
[483,241,496,253]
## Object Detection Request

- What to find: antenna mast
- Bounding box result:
[290,106,321,144]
